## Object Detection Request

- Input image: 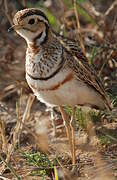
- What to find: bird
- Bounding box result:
[10,8,111,166]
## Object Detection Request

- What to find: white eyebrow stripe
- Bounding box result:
[37,16,49,24]
[29,15,49,25]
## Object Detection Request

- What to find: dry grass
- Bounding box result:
[0,0,117,179]
[0,99,117,179]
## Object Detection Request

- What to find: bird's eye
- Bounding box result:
[28,18,35,25]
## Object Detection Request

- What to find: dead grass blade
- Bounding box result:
[84,113,114,180]
[73,0,86,55]
[0,154,20,180]
[0,94,35,174]
[54,166,59,180]
[0,120,8,154]
[0,176,11,180]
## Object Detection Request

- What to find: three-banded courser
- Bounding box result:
[11,8,111,166]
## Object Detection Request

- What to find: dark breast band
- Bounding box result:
[27,52,65,81]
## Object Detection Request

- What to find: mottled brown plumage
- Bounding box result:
[55,34,111,110]
[12,8,112,166]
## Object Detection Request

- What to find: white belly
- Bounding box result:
[34,78,82,106]
[26,70,105,109]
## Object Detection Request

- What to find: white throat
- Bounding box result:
[16,28,47,45]
[36,30,47,45]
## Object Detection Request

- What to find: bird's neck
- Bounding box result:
[27,29,56,53]
[35,26,49,45]
[26,30,63,80]
[28,27,52,48]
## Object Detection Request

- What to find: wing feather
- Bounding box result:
[55,33,111,110]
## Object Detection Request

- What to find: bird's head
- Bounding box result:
[11,8,49,44]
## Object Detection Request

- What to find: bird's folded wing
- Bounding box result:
[55,32,111,110]
[68,54,111,110]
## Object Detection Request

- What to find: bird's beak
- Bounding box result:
[8,24,23,32]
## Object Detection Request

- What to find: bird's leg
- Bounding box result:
[70,107,76,166]
[59,106,73,155]
[50,107,57,136]
[46,107,57,136]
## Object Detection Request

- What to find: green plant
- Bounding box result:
[20,151,57,178]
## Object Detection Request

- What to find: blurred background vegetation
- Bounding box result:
[0,0,117,179]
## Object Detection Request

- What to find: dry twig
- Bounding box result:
[3,0,13,25]
[104,0,117,17]
[0,94,35,173]
[73,0,86,55]
[0,120,8,154]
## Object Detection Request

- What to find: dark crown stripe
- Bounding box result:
[20,9,48,23]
